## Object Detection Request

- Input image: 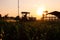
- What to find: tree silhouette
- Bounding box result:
[0,14,2,18]
[15,16,20,20]
[49,11,60,18]
[0,14,2,20]
[4,14,8,18]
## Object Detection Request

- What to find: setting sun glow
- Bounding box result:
[37,6,46,16]
[36,6,46,19]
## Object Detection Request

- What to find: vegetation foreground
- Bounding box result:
[0,20,60,40]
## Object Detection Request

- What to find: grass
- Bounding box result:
[0,20,60,40]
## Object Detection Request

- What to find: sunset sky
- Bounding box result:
[0,0,60,19]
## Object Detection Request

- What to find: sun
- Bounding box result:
[37,6,45,16]
[36,6,46,19]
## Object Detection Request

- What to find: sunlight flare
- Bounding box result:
[36,6,46,19]
[37,6,46,16]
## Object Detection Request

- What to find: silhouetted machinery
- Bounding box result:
[0,12,36,22]
[21,12,36,21]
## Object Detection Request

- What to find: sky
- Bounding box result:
[0,0,60,19]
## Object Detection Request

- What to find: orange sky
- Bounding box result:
[0,0,60,19]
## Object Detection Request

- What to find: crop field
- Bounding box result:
[0,20,60,40]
